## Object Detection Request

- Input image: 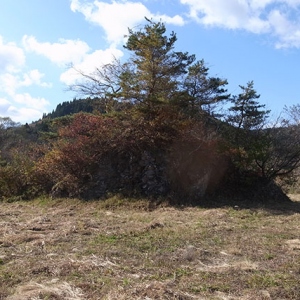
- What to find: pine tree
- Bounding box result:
[227,81,270,131]
[182,59,230,115]
[119,18,195,109]
[226,81,271,174]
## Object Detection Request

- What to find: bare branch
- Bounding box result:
[67,58,125,99]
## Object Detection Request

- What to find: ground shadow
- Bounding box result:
[165,197,300,216]
[166,182,300,215]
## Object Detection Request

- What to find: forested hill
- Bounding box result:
[43,98,95,119]
[42,97,132,120]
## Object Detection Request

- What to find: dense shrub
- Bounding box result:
[0,149,37,200]
[34,109,188,198]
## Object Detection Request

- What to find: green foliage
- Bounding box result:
[43,97,131,119]
[0,116,20,131]
[0,149,37,200]
[181,59,230,115]
[0,118,43,201]
[227,81,270,131]
[224,82,272,178]
[119,18,195,110]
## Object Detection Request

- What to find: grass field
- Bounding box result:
[0,195,299,299]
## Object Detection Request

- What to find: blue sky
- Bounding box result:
[1,0,300,123]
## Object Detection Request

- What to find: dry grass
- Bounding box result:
[0,195,299,299]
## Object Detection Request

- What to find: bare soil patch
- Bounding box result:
[0,196,299,299]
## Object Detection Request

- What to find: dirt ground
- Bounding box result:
[0,195,299,299]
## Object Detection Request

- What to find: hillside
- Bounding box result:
[0,196,299,299]
[42,97,131,120]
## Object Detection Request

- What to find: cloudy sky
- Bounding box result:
[1,0,300,123]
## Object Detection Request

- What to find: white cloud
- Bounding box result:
[60,46,123,85]
[70,0,185,46]
[0,36,25,73]
[0,95,49,123]
[0,70,52,96]
[0,36,52,123]
[268,9,300,48]
[22,35,90,66]
[0,73,19,96]
[180,0,300,48]
[180,0,270,33]
[14,93,50,111]
[20,70,52,88]
[0,98,11,112]
[8,106,46,123]
[284,0,300,7]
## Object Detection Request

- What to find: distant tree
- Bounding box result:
[0,117,19,130]
[283,103,300,125]
[0,117,20,148]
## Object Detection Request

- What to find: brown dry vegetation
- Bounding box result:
[0,196,299,300]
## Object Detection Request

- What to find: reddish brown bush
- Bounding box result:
[34,110,185,198]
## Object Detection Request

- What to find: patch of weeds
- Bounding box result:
[122,277,131,286]
[188,284,203,293]
[70,271,83,279]
[212,236,224,246]
[5,196,23,203]
[247,272,280,288]
[147,271,173,281]
[264,229,296,241]
[125,233,159,253]
[282,262,300,274]
[34,195,53,206]
[0,271,22,286]
[100,195,126,209]
[38,291,59,299]
[95,275,113,286]
[206,284,230,293]
[264,253,275,260]
[227,207,243,218]
[188,283,230,294]
[240,223,250,229]
[92,234,119,245]
[195,219,204,228]
[99,194,149,210]
[175,267,192,278]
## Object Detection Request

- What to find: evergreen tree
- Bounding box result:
[227,81,270,131]
[182,59,230,115]
[119,18,195,109]
[226,81,271,175]
[69,19,230,119]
